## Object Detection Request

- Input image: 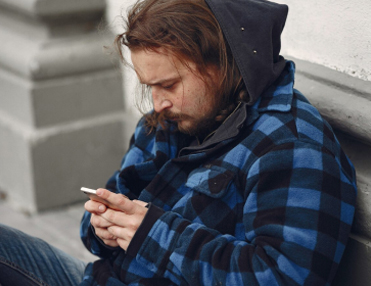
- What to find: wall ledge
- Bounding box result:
[0,25,117,80]
[289,56,371,146]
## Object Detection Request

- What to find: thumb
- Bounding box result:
[132,199,149,207]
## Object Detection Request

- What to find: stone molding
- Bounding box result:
[0,0,116,81]
[292,57,371,146]
[0,30,118,80]
[0,108,125,146]
[333,233,371,286]
[0,0,106,19]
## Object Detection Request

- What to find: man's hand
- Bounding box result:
[84,188,148,251]
[85,199,120,247]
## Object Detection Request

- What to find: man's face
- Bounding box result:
[131,49,221,137]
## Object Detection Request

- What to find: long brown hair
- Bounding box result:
[115,0,247,130]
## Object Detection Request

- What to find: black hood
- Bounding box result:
[205,0,289,105]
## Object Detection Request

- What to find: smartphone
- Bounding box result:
[80,187,120,210]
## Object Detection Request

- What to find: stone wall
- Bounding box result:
[0,0,127,213]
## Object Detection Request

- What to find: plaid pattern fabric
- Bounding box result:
[80,61,357,286]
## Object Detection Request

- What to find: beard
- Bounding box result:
[157,109,221,139]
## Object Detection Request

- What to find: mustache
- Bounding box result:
[157,110,187,121]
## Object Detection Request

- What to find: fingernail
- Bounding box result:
[98,204,105,212]
[96,189,102,196]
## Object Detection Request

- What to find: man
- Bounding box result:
[0,0,357,285]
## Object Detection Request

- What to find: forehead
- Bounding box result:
[130,49,191,84]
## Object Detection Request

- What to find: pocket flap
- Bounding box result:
[185,165,235,198]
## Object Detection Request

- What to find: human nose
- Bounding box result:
[152,87,172,113]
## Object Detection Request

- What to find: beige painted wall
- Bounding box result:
[275,0,371,82]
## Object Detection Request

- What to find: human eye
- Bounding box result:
[162,82,176,90]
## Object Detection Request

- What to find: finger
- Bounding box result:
[96,188,136,214]
[94,226,117,241]
[107,226,134,251]
[102,208,146,229]
[103,239,120,248]
[90,213,113,229]
[132,200,148,207]
[85,199,106,214]
[116,238,130,251]
[100,208,128,227]
[107,225,134,241]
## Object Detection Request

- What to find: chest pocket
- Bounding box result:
[185,165,235,198]
[183,165,240,235]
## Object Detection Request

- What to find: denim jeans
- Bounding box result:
[0,224,86,286]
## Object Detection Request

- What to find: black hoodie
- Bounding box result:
[205,0,289,105]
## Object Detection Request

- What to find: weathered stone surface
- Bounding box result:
[293,57,371,144]
[32,115,125,211]
[0,0,125,212]
[0,114,35,211]
[333,234,371,286]
[0,69,124,128]
[0,18,117,80]
[0,0,106,19]
[0,112,125,213]
[335,131,371,240]
[0,69,34,126]
[276,0,371,82]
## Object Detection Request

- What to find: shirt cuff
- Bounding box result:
[126,203,165,257]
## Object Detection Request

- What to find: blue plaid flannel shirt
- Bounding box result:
[80,61,357,286]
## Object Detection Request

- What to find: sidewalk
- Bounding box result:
[0,199,97,263]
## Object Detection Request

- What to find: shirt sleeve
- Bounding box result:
[127,141,357,285]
